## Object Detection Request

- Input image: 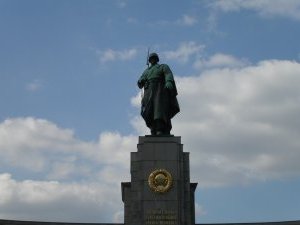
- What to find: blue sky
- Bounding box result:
[1,0,300,223]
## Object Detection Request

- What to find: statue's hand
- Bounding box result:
[165,81,174,90]
[137,79,144,89]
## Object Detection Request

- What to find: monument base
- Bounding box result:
[122,136,197,225]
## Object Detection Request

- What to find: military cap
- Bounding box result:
[149,52,159,62]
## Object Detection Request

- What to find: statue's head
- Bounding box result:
[149,52,159,64]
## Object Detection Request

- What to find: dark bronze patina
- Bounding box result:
[137,52,180,135]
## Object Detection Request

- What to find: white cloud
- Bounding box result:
[132,59,300,187]
[98,48,137,63]
[176,15,198,26]
[163,41,205,63]
[130,91,142,108]
[149,14,197,27]
[194,53,249,69]
[210,0,300,20]
[195,203,207,216]
[0,117,136,222]
[0,117,74,171]
[174,59,300,187]
[0,173,121,222]
[0,117,134,177]
[2,58,300,221]
[47,159,78,180]
[25,79,43,92]
[206,10,219,32]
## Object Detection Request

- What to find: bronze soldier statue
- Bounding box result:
[137,52,180,135]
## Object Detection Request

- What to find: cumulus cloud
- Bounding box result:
[176,59,300,187]
[209,0,300,21]
[0,117,74,172]
[0,117,134,177]
[0,173,121,222]
[194,53,249,70]
[176,15,198,26]
[98,48,137,63]
[2,58,300,221]
[163,41,205,63]
[0,117,135,222]
[132,59,300,187]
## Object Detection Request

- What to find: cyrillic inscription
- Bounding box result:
[145,209,177,225]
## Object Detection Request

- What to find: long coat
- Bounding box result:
[138,63,180,129]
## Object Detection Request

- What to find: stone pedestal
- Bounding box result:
[122,136,197,225]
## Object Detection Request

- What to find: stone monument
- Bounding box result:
[0,53,299,225]
[121,136,197,225]
[121,52,197,225]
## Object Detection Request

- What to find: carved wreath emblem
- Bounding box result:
[148,169,173,193]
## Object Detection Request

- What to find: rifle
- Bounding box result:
[141,48,150,100]
[146,47,150,68]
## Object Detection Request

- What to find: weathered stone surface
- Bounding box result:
[0,220,120,225]
[122,136,197,225]
[1,219,300,225]
[1,138,300,225]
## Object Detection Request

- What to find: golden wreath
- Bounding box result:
[148,169,173,193]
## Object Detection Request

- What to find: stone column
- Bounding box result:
[122,136,197,225]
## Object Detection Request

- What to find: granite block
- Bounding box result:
[123,136,196,225]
